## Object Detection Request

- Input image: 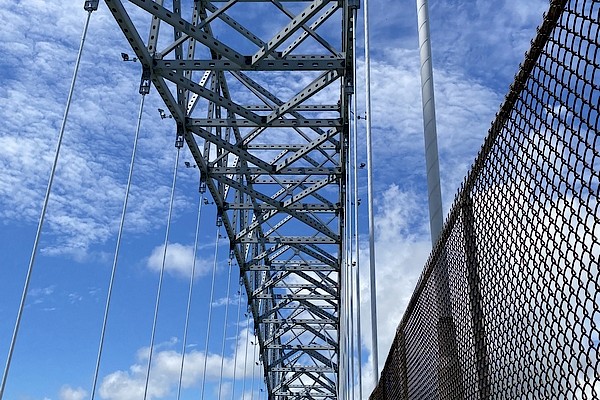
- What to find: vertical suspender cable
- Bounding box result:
[242,312,250,397]
[416,0,444,244]
[349,256,355,400]
[176,190,205,400]
[354,266,363,400]
[143,147,182,400]
[352,8,364,397]
[347,155,352,391]
[200,226,222,400]
[230,286,243,400]
[90,94,146,400]
[251,338,257,400]
[363,0,379,385]
[217,257,234,399]
[0,7,96,400]
[349,14,356,391]
[341,221,346,398]
[345,51,354,396]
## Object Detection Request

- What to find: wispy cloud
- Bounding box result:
[146,242,212,279]
[355,185,432,394]
[0,2,193,259]
[428,0,549,86]
[357,47,504,203]
[99,330,261,400]
[59,385,87,400]
[27,285,57,309]
[211,294,242,308]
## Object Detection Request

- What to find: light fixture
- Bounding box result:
[158,108,172,119]
[120,52,137,62]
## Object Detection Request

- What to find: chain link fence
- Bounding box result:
[371,0,599,398]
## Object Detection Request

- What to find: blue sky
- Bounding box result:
[0,1,549,399]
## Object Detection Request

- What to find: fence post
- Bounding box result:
[434,252,465,398]
[398,330,409,398]
[462,195,490,397]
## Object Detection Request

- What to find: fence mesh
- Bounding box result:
[371,0,599,398]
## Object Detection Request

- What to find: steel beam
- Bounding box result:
[104,1,352,398]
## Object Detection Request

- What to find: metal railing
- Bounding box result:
[371,0,599,398]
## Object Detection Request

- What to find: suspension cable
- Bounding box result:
[242,311,250,398]
[339,253,346,399]
[340,125,349,399]
[363,0,379,385]
[0,6,97,399]
[176,189,205,400]
[200,226,222,400]
[142,146,182,400]
[342,82,351,400]
[348,84,354,400]
[349,258,355,400]
[90,94,146,400]
[347,78,354,399]
[217,255,234,399]
[251,336,257,400]
[352,6,363,397]
[354,266,364,400]
[230,285,243,400]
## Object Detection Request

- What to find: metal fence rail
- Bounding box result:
[371,0,599,398]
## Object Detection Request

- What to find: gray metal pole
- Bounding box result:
[363,0,379,385]
[416,0,444,244]
[352,8,364,398]
[416,4,466,398]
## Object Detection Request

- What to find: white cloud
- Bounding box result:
[0,1,194,259]
[27,285,57,308]
[59,385,87,400]
[352,185,433,395]
[99,330,261,400]
[29,286,56,297]
[146,243,211,279]
[428,0,548,85]
[358,47,503,210]
[212,297,231,307]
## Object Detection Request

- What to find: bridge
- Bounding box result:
[0,0,598,399]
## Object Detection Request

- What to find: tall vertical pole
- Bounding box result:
[363,0,379,385]
[416,0,444,244]
[352,7,364,397]
[416,3,466,397]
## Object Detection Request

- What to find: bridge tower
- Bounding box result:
[104,0,357,398]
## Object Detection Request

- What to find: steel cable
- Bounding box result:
[200,226,222,400]
[217,256,234,399]
[230,285,243,400]
[0,9,95,400]
[142,147,181,400]
[363,0,380,384]
[90,94,146,400]
[352,8,363,397]
[242,312,250,398]
[176,190,205,400]
[251,338,257,400]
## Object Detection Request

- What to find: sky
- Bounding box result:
[0,1,550,399]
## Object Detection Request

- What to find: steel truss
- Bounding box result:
[104,1,356,398]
